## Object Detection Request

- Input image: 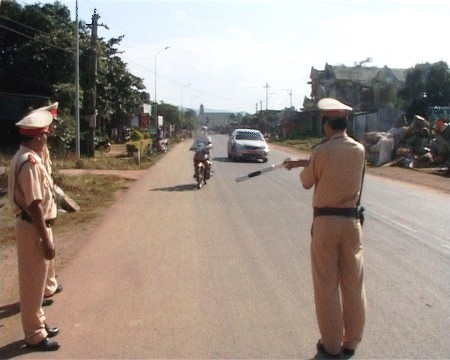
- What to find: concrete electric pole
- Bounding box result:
[85,9,108,157]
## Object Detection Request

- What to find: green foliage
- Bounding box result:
[126,143,139,155]
[157,103,181,129]
[0,0,147,149]
[0,1,75,97]
[399,61,450,118]
[130,129,144,141]
[126,140,151,156]
[49,114,76,156]
[182,108,197,130]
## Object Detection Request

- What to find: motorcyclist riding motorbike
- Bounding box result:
[192,126,212,179]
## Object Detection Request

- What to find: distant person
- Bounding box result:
[196,125,211,144]
[8,109,61,351]
[430,118,450,165]
[284,98,366,358]
[191,126,212,178]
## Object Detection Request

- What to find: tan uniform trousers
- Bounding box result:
[44,259,58,297]
[15,218,51,344]
[311,216,366,355]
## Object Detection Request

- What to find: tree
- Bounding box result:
[95,35,145,135]
[0,1,147,151]
[0,1,75,97]
[182,108,197,130]
[399,61,450,119]
[157,103,181,130]
[426,61,450,106]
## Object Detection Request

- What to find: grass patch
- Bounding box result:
[0,141,155,247]
[52,140,154,171]
[272,137,323,152]
[0,172,131,246]
[53,154,154,171]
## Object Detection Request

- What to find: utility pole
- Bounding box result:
[85,9,108,157]
[75,0,80,158]
[283,89,293,108]
[264,82,270,110]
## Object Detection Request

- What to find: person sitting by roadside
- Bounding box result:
[430,118,450,165]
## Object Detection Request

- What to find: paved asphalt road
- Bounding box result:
[4,135,450,359]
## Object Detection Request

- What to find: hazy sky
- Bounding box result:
[16,0,450,113]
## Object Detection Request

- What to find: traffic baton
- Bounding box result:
[235,162,286,183]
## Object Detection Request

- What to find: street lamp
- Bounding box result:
[153,46,169,141]
[181,83,191,124]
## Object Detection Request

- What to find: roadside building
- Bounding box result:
[281,63,410,140]
[306,63,407,111]
[197,104,234,133]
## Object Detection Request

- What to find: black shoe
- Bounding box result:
[42,298,53,307]
[26,337,60,351]
[342,347,355,356]
[44,284,63,298]
[316,340,340,359]
[44,323,59,337]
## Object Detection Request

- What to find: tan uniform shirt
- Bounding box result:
[41,144,53,177]
[8,145,57,219]
[300,133,365,208]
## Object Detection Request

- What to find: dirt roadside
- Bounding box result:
[270,143,450,195]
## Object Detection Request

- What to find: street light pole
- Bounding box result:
[154,46,169,143]
[181,83,191,125]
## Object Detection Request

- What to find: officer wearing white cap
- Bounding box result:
[31,102,64,301]
[7,110,61,351]
[284,98,366,357]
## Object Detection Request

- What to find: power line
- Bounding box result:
[0,19,74,54]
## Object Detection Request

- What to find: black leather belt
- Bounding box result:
[18,212,56,227]
[314,207,358,218]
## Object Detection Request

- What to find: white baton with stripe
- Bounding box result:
[235,163,286,183]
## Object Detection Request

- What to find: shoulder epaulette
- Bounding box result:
[27,153,37,165]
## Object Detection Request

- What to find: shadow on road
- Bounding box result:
[211,156,231,162]
[0,302,20,320]
[0,339,33,359]
[212,156,265,163]
[151,183,199,192]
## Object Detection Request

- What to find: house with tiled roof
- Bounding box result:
[293,63,409,139]
[305,63,408,112]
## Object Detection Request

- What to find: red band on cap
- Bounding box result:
[19,127,49,137]
[321,110,350,117]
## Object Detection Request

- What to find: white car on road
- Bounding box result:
[227,128,269,162]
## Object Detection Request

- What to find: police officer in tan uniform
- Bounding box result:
[8,110,61,351]
[284,98,366,358]
[31,102,64,300]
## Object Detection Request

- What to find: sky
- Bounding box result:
[14,0,450,114]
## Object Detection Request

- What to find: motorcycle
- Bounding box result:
[193,140,212,189]
[156,138,168,153]
[95,137,111,153]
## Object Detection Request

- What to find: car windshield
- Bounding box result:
[235,131,263,141]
